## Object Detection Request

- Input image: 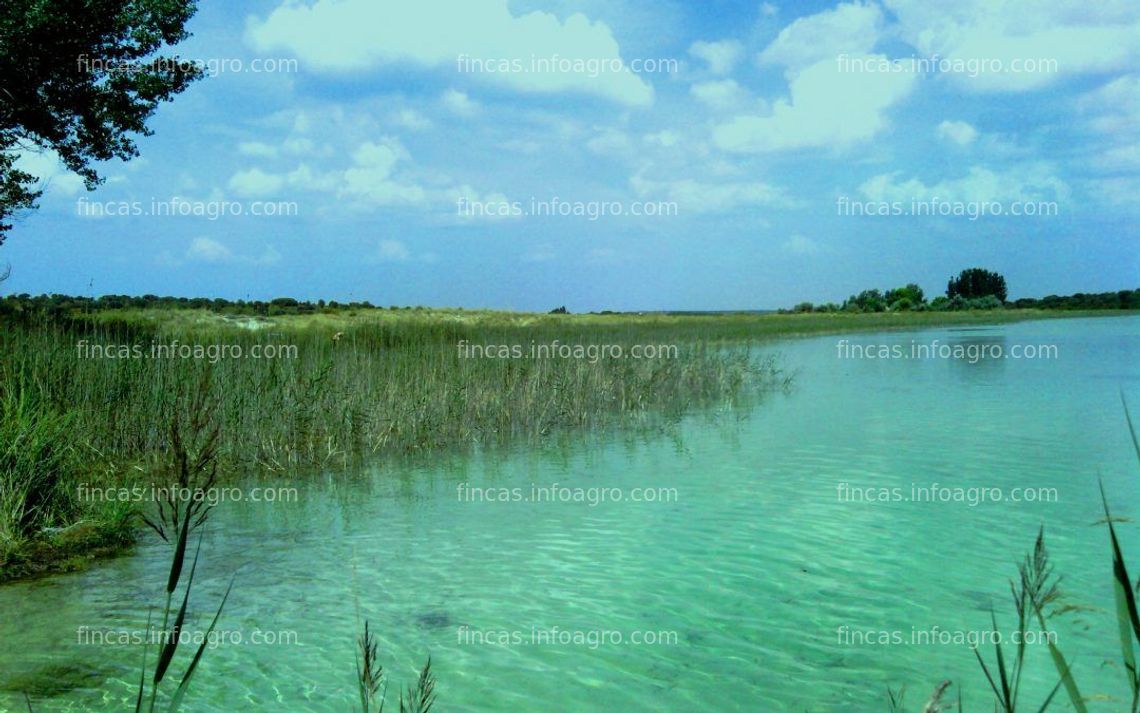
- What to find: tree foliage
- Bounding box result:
[947,268,1008,302]
[0,0,202,242]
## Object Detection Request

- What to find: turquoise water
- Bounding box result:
[2,316,1138,711]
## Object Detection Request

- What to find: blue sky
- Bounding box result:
[2,0,1137,311]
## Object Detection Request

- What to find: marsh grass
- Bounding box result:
[4,311,785,466]
[1,308,790,577]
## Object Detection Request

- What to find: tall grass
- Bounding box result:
[0,309,786,577]
[2,311,785,469]
[0,375,76,558]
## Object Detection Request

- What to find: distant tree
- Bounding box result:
[947,268,1007,302]
[549,306,568,314]
[0,0,203,242]
[885,283,925,306]
[844,289,886,313]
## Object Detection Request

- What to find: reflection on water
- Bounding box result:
[0,316,1137,712]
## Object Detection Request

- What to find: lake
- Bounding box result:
[2,315,1138,711]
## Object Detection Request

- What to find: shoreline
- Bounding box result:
[1,308,1135,585]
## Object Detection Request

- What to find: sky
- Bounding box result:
[1,0,1138,311]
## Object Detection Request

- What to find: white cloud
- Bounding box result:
[372,239,440,262]
[183,237,281,266]
[452,186,518,222]
[286,163,340,192]
[340,139,427,206]
[15,151,86,197]
[1079,75,1140,135]
[246,0,653,106]
[186,237,233,263]
[441,89,479,117]
[689,40,744,75]
[937,120,978,145]
[882,0,1140,92]
[713,54,916,152]
[1078,75,1140,172]
[586,128,633,156]
[858,164,1070,205]
[631,173,788,213]
[690,79,748,111]
[237,141,278,158]
[228,168,286,197]
[392,109,432,130]
[758,2,883,75]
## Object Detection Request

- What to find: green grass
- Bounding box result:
[0,307,787,579]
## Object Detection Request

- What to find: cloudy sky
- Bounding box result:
[2,0,1137,310]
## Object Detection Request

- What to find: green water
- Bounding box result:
[2,316,1139,711]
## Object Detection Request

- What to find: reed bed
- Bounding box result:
[0,308,786,575]
[4,312,783,465]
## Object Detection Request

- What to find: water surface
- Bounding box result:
[2,316,1138,711]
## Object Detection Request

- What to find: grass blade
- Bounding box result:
[166,574,234,713]
[154,538,203,686]
[1100,479,1140,701]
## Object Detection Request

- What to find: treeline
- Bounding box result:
[786,288,1140,314]
[782,267,1139,314]
[0,293,428,320]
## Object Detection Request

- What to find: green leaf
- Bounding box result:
[166,574,234,713]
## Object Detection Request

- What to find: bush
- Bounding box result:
[969,295,1005,310]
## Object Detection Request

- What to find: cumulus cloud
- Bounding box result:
[689,39,744,75]
[586,128,633,157]
[882,0,1140,91]
[858,164,1070,205]
[690,79,748,111]
[15,151,86,197]
[340,139,428,206]
[441,89,479,117]
[758,2,883,75]
[228,168,286,197]
[246,0,653,105]
[713,54,916,152]
[937,120,979,145]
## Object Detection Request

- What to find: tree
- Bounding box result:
[844,289,886,313]
[885,283,924,306]
[947,268,1007,302]
[0,0,203,243]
